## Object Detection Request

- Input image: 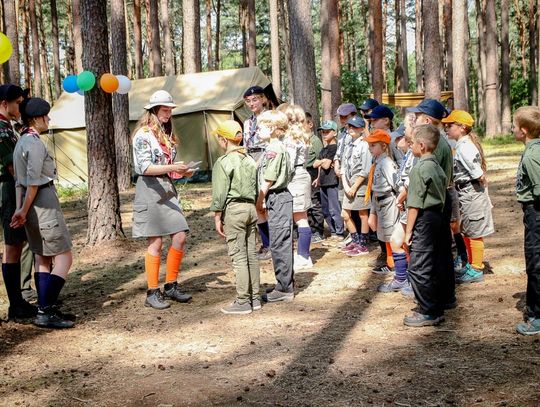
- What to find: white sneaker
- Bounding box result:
[294,254,314,271]
[336,235,352,248]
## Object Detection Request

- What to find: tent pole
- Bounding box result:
[203,111,212,173]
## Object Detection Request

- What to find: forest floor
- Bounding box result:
[0,141,539,407]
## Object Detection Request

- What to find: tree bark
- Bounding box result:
[514,0,527,77]
[133,0,144,78]
[484,0,500,136]
[72,0,83,72]
[145,0,162,76]
[205,0,212,70]
[38,0,52,101]
[269,0,281,98]
[161,0,174,75]
[111,0,132,191]
[215,0,220,69]
[475,0,486,128]
[529,0,537,104]
[29,0,42,96]
[452,0,469,110]
[21,1,32,90]
[415,0,424,92]
[395,0,409,93]
[422,0,441,99]
[280,0,293,99]
[246,0,256,67]
[288,0,318,126]
[321,0,341,120]
[443,0,452,93]
[382,0,387,93]
[80,0,124,245]
[4,0,20,84]
[501,0,511,132]
[50,0,61,99]
[64,0,75,74]
[369,0,383,102]
[183,0,201,73]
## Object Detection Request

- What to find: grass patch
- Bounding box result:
[56,184,88,202]
[481,134,518,146]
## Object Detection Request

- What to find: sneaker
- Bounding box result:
[294,254,313,271]
[252,298,262,311]
[346,244,369,257]
[257,246,272,260]
[34,308,75,329]
[221,300,253,315]
[377,279,409,293]
[164,282,192,303]
[403,311,444,327]
[516,317,540,335]
[8,300,38,319]
[145,288,171,310]
[311,233,324,244]
[453,256,465,273]
[341,240,358,252]
[368,252,387,269]
[456,264,484,284]
[400,281,415,298]
[262,290,294,303]
[336,235,352,248]
[372,265,394,274]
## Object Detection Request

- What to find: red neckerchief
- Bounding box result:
[22,126,40,138]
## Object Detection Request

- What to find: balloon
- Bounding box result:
[0,33,12,64]
[100,73,119,93]
[77,89,84,96]
[115,75,132,94]
[63,75,79,93]
[77,71,96,91]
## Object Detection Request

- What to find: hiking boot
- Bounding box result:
[49,305,77,321]
[252,298,262,311]
[34,308,75,329]
[257,246,271,260]
[456,264,484,284]
[311,233,324,244]
[221,300,252,315]
[400,281,415,298]
[368,252,387,269]
[516,317,540,335]
[164,282,192,303]
[377,279,408,293]
[144,288,171,310]
[372,265,394,274]
[263,290,294,303]
[403,311,444,327]
[346,244,369,257]
[8,299,38,319]
[294,254,313,271]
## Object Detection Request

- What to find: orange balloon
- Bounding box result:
[100,73,119,93]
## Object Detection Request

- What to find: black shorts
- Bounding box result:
[0,182,27,246]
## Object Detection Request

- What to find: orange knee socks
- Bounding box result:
[166,247,184,284]
[145,252,160,289]
[464,237,484,269]
[385,242,394,268]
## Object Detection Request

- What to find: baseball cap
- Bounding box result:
[364,105,394,120]
[0,84,24,102]
[359,98,380,111]
[336,103,357,116]
[243,86,264,98]
[441,110,475,127]
[390,124,405,142]
[364,129,391,144]
[24,98,51,118]
[212,120,243,141]
[318,120,338,132]
[346,116,366,128]
[144,90,177,110]
[407,99,447,120]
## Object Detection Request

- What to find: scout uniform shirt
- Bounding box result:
[370,153,398,195]
[13,127,57,187]
[0,115,19,202]
[243,114,268,151]
[407,154,447,211]
[334,126,351,163]
[210,147,257,212]
[259,138,291,190]
[341,136,372,195]
[132,125,176,175]
[453,136,484,186]
[433,133,454,187]
[516,138,540,203]
[306,133,323,168]
[396,148,418,192]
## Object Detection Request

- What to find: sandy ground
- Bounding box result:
[0,142,539,407]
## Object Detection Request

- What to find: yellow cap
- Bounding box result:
[212,120,243,141]
[441,110,474,127]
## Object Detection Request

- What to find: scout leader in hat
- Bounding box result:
[243,85,268,161]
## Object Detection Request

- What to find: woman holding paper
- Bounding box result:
[132,90,194,310]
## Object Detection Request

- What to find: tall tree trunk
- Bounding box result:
[246,0,256,66]
[4,0,20,84]
[21,1,32,90]
[80,0,124,245]
[280,0,293,98]
[72,0,83,72]
[240,0,247,66]
[415,0,424,92]
[269,0,281,98]
[395,0,409,93]
[161,0,174,75]
[214,0,220,69]
[288,0,318,126]
[475,0,486,128]
[484,0,500,136]
[38,0,51,101]
[205,0,213,70]
[369,0,383,101]
[64,0,75,75]
[537,0,540,106]
[146,0,162,76]
[111,0,132,191]
[321,0,341,120]
[501,0,511,132]
[183,0,201,73]
[514,0,528,77]
[452,0,469,110]
[443,0,453,93]
[133,0,144,78]
[29,0,42,96]
[349,0,357,71]
[423,0,441,99]
[338,0,345,66]
[529,0,538,104]
[50,0,61,99]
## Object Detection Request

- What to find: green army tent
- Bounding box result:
[47,67,272,186]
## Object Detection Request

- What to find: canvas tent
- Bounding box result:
[47,67,272,186]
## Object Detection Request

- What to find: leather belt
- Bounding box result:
[375,193,392,202]
[455,179,479,191]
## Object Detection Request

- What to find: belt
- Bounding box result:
[228,198,255,204]
[455,179,479,191]
[375,193,392,202]
[522,201,540,211]
[294,164,304,168]
[248,147,264,153]
[38,181,54,190]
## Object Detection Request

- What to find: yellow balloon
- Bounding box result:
[0,33,13,64]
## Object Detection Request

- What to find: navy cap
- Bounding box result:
[390,124,405,142]
[364,105,394,120]
[359,98,380,111]
[243,85,265,98]
[0,84,24,102]
[407,99,447,120]
[318,120,338,132]
[24,98,50,118]
[336,103,357,116]
[346,115,366,128]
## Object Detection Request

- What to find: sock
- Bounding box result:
[145,252,160,289]
[35,272,51,309]
[360,233,368,246]
[297,227,312,259]
[463,237,473,264]
[392,252,408,282]
[385,242,395,268]
[257,222,270,248]
[379,240,386,254]
[351,232,360,244]
[166,247,184,283]
[469,237,485,270]
[44,274,65,308]
[454,233,468,263]
[2,263,23,306]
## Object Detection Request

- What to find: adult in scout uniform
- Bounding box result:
[305,112,325,243]
[0,84,37,320]
[132,90,193,310]
[11,97,73,329]
[210,120,261,315]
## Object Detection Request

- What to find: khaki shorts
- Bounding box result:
[288,169,312,212]
[372,193,400,241]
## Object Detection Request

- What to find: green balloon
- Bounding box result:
[76,71,96,91]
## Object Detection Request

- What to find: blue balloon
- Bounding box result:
[63,75,79,93]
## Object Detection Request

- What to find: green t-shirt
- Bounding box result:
[516,139,540,203]
[407,154,447,211]
[260,139,291,190]
[306,133,323,168]
[433,133,453,186]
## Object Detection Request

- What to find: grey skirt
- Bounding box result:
[132,175,189,238]
[288,168,312,212]
[24,183,72,256]
[457,183,494,238]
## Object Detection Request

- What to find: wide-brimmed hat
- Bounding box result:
[144,90,177,110]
